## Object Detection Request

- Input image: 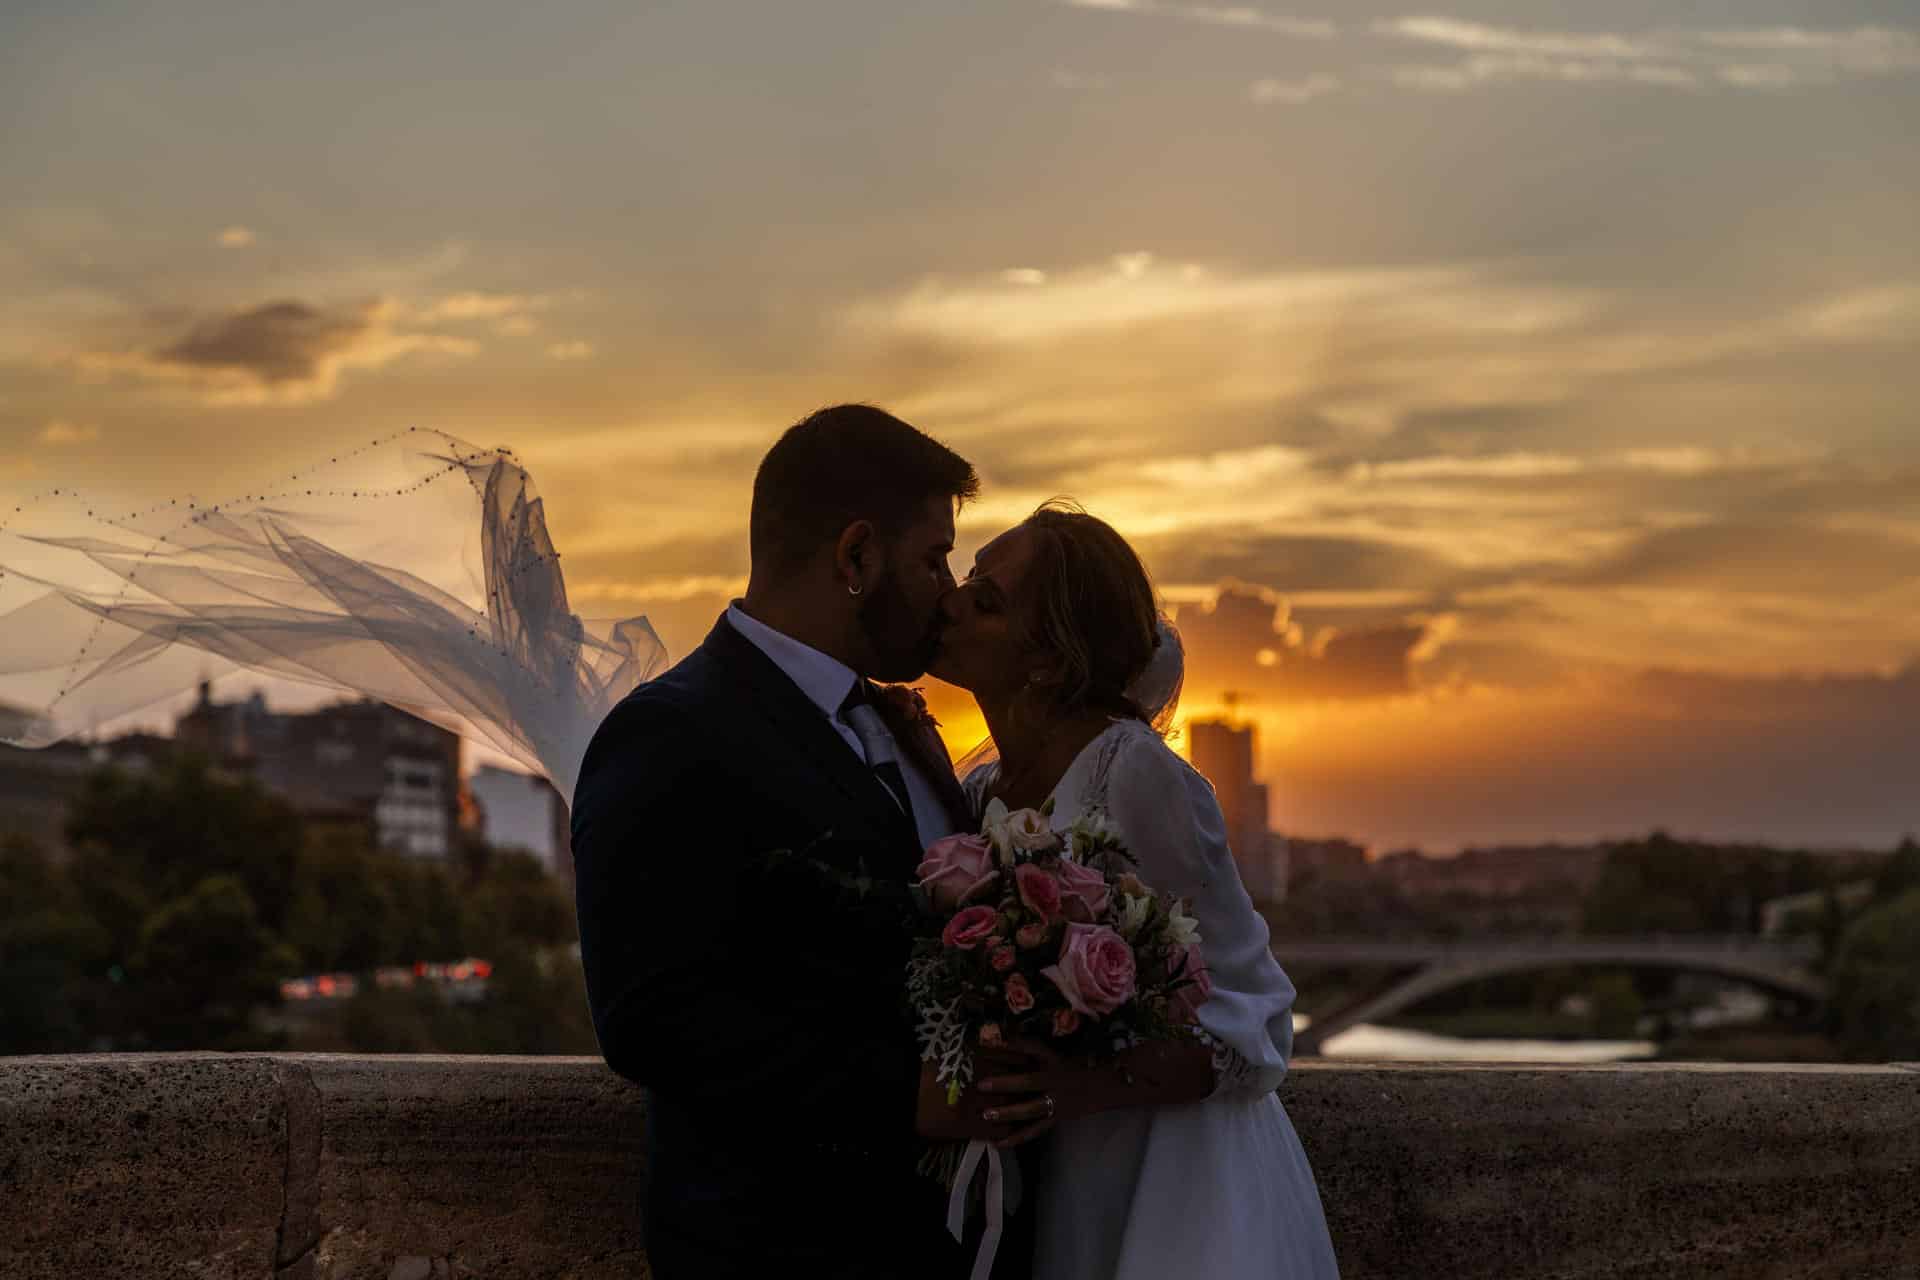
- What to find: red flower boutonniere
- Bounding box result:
[879,684,940,730]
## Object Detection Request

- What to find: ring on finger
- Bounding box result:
[1041,1093,1055,1120]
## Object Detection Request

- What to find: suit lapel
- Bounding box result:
[702,617,920,859]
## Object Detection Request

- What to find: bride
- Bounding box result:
[929,502,1340,1280]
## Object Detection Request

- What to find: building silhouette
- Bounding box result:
[176,683,464,859]
[469,765,572,887]
[1187,716,1286,903]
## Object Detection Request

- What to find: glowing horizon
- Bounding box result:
[3,0,1916,850]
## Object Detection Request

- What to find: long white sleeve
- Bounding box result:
[1103,730,1296,1096]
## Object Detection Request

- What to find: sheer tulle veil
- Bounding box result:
[0,429,665,803]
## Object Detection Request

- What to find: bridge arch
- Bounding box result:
[1289,944,1827,1056]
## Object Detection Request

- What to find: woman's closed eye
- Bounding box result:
[968,578,1005,613]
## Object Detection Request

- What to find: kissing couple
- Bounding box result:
[569,405,1340,1279]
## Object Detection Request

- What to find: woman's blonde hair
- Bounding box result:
[1015,501,1161,721]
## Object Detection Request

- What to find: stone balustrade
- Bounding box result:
[2,1054,1916,1278]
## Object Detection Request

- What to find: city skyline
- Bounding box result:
[3,0,1917,850]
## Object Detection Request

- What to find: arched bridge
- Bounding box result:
[1277,937,1827,1056]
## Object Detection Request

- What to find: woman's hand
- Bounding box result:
[976,1034,1218,1150]
[915,1060,1033,1144]
[974,1039,1102,1150]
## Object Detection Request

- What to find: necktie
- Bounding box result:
[839,681,914,819]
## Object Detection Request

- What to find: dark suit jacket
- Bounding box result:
[570,613,999,1278]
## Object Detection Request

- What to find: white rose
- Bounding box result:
[1006,807,1056,853]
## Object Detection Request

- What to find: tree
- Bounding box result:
[465,850,576,959]
[284,828,404,973]
[0,834,113,1054]
[65,753,306,950]
[133,875,295,1049]
[1827,889,1920,1061]
[386,859,473,963]
[1874,838,1920,904]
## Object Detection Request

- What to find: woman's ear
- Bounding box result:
[1026,661,1065,691]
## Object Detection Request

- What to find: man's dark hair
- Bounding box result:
[749,404,978,573]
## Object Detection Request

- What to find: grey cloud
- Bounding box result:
[1372,17,1920,95]
[156,301,369,385]
[1060,0,1334,40]
[1140,529,1460,592]
[1172,583,1434,704]
[1572,522,1920,596]
[561,531,749,588]
[62,298,478,405]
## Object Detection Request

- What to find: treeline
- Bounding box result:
[1271,830,1920,1061]
[0,754,593,1056]
[1591,831,1920,1060]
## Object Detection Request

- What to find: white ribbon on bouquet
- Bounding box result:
[946,1138,1024,1280]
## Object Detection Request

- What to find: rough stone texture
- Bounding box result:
[2,1054,1917,1279]
[0,1054,287,1280]
[293,1055,647,1280]
[1289,1061,1920,1279]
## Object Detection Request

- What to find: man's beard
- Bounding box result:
[858,567,942,683]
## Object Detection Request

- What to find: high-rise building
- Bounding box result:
[469,765,572,886]
[1187,718,1283,902]
[178,683,464,859]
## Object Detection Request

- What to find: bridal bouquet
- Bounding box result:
[911,796,1210,1092]
[909,795,1211,1129]
[909,797,1210,1277]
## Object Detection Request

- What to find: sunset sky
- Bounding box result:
[3,0,1916,851]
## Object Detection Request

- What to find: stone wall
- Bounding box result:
[2,1055,1916,1279]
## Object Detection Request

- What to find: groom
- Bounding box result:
[570,405,1034,1278]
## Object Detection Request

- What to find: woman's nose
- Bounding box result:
[937,584,969,624]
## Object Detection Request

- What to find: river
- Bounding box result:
[1297,1015,1657,1063]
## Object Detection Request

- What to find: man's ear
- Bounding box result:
[834,520,877,595]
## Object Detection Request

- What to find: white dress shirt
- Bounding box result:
[726,603,957,849]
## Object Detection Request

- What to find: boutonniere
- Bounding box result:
[879,683,940,731]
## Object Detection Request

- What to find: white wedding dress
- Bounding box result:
[967,717,1340,1280]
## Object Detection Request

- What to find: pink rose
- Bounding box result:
[1004,972,1035,1015]
[1050,1007,1081,1037]
[1015,923,1048,950]
[1042,923,1137,1017]
[942,904,999,951]
[979,1022,1005,1048]
[1167,943,1213,1022]
[917,833,999,913]
[989,944,1016,973]
[1014,863,1063,921]
[1053,859,1112,923]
